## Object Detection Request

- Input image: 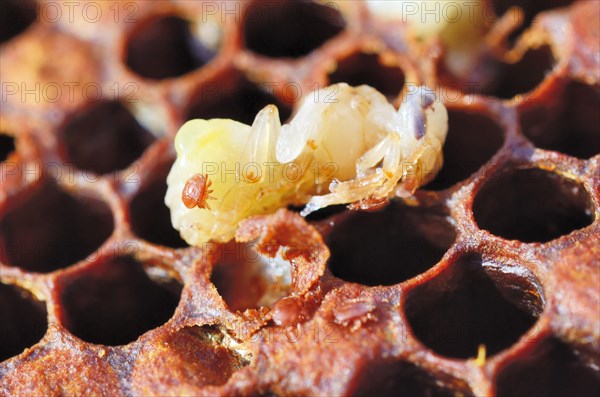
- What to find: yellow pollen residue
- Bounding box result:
[475,344,487,367]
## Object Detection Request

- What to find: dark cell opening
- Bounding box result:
[243,0,345,58]
[488,46,556,100]
[185,74,291,124]
[130,159,188,248]
[0,283,48,362]
[0,0,36,44]
[0,180,114,273]
[443,46,555,100]
[328,52,405,100]
[405,253,542,359]
[351,360,471,397]
[325,201,456,286]
[0,134,16,162]
[59,101,155,175]
[425,109,504,190]
[492,0,576,42]
[126,15,215,80]
[521,81,600,159]
[473,168,593,243]
[496,338,600,397]
[62,256,181,346]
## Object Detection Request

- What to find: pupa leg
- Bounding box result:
[381,133,401,179]
[356,135,390,177]
[302,132,404,216]
[301,172,387,216]
[240,105,281,182]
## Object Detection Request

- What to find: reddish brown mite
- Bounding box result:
[182,173,216,210]
[272,296,303,327]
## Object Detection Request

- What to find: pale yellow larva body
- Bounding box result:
[165,84,448,245]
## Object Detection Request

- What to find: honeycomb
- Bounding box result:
[0,0,599,396]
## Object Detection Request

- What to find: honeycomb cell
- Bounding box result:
[488,46,556,100]
[0,283,48,362]
[0,133,15,162]
[521,81,600,159]
[0,0,36,44]
[425,109,504,190]
[404,253,542,359]
[327,52,405,100]
[185,73,292,124]
[130,159,188,248]
[58,100,155,175]
[132,325,250,393]
[495,338,600,397]
[211,242,292,312]
[0,180,114,273]
[126,15,215,80]
[61,255,181,346]
[492,0,576,41]
[242,0,345,58]
[351,360,469,397]
[443,46,555,100]
[325,202,456,286]
[473,168,594,243]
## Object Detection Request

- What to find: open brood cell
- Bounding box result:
[0,177,114,273]
[324,201,456,287]
[57,100,156,175]
[491,0,576,43]
[184,67,292,124]
[424,103,506,191]
[472,167,594,243]
[0,134,15,163]
[327,51,406,101]
[495,337,600,397]
[404,252,543,359]
[352,361,468,396]
[60,254,182,346]
[520,80,600,159]
[125,14,217,80]
[438,44,557,100]
[0,283,47,362]
[0,0,36,44]
[241,0,346,59]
